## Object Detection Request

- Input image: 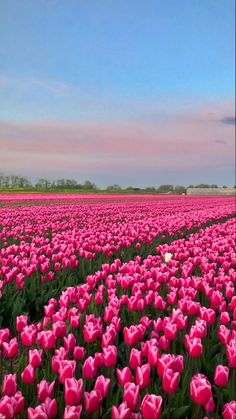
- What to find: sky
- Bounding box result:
[0,0,235,187]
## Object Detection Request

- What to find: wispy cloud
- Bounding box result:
[214,139,227,144]
[0,73,71,94]
[220,116,236,125]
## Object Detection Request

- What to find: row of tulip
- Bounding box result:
[0,211,235,418]
[0,197,235,330]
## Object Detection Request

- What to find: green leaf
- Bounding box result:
[172,406,191,419]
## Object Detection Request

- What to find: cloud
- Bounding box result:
[0,73,71,94]
[220,116,236,125]
[215,139,226,144]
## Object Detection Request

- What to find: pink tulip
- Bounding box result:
[52,321,67,338]
[94,375,110,399]
[59,360,76,384]
[21,326,37,347]
[140,394,163,419]
[16,315,28,333]
[0,396,14,419]
[2,338,18,359]
[147,346,159,367]
[103,345,117,368]
[63,333,76,352]
[222,401,236,419]
[123,382,140,410]
[162,368,180,394]
[220,312,230,325]
[190,374,212,406]
[84,390,101,414]
[21,364,35,385]
[204,397,215,413]
[63,405,82,419]
[226,340,236,368]
[37,380,55,403]
[29,349,43,368]
[185,336,202,358]
[2,374,17,396]
[73,346,85,361]
[12,390,25,416]
[42,398,57,419]
[214,365,229,388]
[82,356,97,380]
[129,348,142,370]
[117,367,133,387]
[112,402,131,419]
[135,363,150,389]
[64,378,83,406]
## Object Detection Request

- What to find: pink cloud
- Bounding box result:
[0,117,233,157]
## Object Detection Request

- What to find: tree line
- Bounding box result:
[0,174,232,193]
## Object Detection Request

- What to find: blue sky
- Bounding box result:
[0,0,235,187]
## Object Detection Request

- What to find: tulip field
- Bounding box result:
[0,194,235,419]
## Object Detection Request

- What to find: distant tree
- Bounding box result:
[145,187,156,192]
[106,184,122,191]
[157,184,174,193]
[195,184,211,188]
[210,184,218,188]
[35,178,51,189]
[64,179,78,189]
[83,180,97,190]
[174,185,186,194]
[222,185,228,189]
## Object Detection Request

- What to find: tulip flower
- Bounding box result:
[112,402,131,419]
[21,364,35,385]
[185,336,203,358]
[29,349,43,368]
[82,356,97,380]
[214,365,229,388]
[123,382,140,410]
[21,326,37,347]
[63,405,82,419]
[129,348,142,369]
[222,401,236,419]
[190,374,212,406]
[84,390,101,414]
[0,396,14,419]
[103,345,117,368]
[12,390,25,416]
[140,394,163,419]
[64,378,83,406]
[162,368,180,394]
[226,340,236,368]
[16,315,28,333]
[37,380,55,403]
[147,346,159,367]
[73,346,85,361]
[135,363,150,389]
[2,338,18,359]
[117,367,133,387]
[94,375,110,399]
[2,374,17,396]
[42,398,57,419]
[59,360,76,384]
[204,397,215,413]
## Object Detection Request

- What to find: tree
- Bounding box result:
[83,180,97,190]
[106,184,122,191]
[35,178,51,189]
[145,187,156,192]
[157,184,174,193]
[174,185,186,194]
